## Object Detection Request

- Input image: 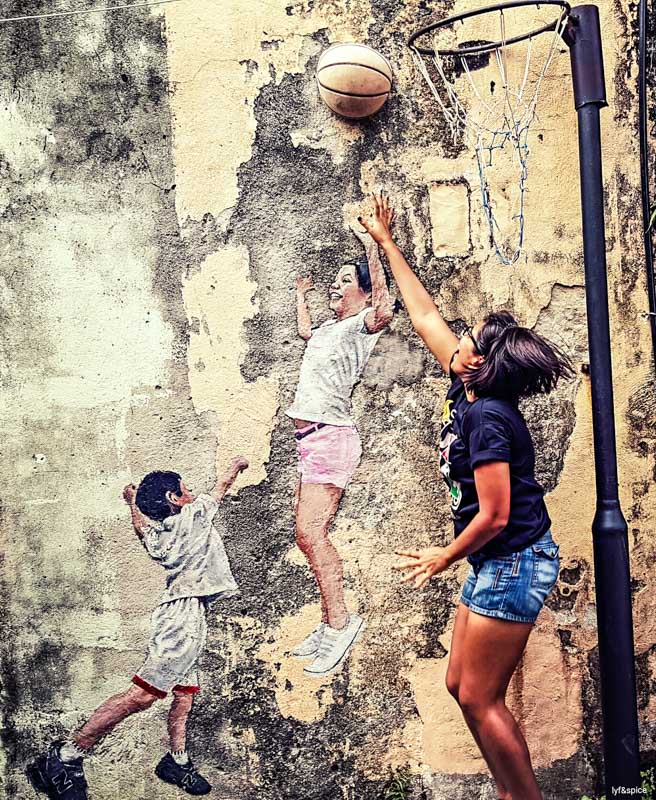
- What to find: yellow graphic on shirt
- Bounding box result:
[439,397,462,512]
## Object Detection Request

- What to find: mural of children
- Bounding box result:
[288,224,394,677]
[360,194,573,800]
[26,456,249,799]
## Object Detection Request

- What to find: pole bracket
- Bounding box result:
[565,5,608,109]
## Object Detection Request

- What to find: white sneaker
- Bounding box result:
[292,623,326,658]
[303,614,365,676]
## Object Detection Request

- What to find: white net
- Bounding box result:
[411,6,569,265]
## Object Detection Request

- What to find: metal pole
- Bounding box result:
[638,0,656,364]
[565,6,641,795]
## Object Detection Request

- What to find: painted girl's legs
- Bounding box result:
[457,611,540,800]
[445,604,512,800]
[295,480,348,630]
[294,480,329,625]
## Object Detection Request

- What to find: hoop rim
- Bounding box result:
[407,0,571,57]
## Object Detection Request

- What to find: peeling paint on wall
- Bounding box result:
[182,245,279,486]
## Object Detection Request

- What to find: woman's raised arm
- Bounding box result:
[359,193,459,373]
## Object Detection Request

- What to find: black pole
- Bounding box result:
[638,0,656,363]
[565,6,641,796]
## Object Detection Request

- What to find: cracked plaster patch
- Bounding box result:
[181,246,279,487]
[164,0,373,224]
[291,119,363,165]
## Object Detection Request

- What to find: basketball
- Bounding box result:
[316,43,393,119]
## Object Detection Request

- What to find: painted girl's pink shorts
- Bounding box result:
[295,424,362,489]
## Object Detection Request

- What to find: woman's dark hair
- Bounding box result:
[464,310,575,401]
[136,470,183,521]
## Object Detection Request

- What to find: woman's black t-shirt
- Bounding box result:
[438,369,551,563]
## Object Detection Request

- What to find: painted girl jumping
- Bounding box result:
[288,225,394,677]
[359,194,573,800]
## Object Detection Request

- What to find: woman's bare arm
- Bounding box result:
[359,194,459,372]
[393,462,511,588]
[441,462,511,562]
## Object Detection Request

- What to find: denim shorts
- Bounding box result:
[460,530,560,623]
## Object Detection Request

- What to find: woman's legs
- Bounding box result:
[454,610,539,800]
[295,479,348,630]
[446,604,512,800]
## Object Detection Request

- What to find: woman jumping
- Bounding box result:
[359,194,573,800]
[288,225,394,677]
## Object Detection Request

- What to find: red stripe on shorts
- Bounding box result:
[131,674,167,699]
[172,684,200,695]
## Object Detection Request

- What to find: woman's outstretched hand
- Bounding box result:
[394,546,452,589]
[358,192,396,247]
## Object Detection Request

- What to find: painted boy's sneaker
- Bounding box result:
[292,623,326,658]
[25,741,88,799]
[303,614,365,676]
[155,753,211,796]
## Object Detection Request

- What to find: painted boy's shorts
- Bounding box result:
[460,530,560,624]
[296,424,362,489]
[132,596,207,698]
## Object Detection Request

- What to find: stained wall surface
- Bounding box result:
[1,0,655,798]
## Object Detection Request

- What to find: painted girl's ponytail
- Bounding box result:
[350,255,402,314]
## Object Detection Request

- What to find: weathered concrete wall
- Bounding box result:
[1,0,655,798]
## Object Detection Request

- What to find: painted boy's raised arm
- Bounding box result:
[209,456,249,503]
[123,483,150,539]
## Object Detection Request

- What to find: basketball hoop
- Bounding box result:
[408,0,571,264]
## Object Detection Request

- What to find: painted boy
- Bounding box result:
[26,456,249,799]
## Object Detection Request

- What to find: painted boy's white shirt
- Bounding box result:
[141,494,239,605]
[286,306,382,426]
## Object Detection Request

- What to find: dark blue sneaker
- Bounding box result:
[26,741,88,799]
[155,752,211,796]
